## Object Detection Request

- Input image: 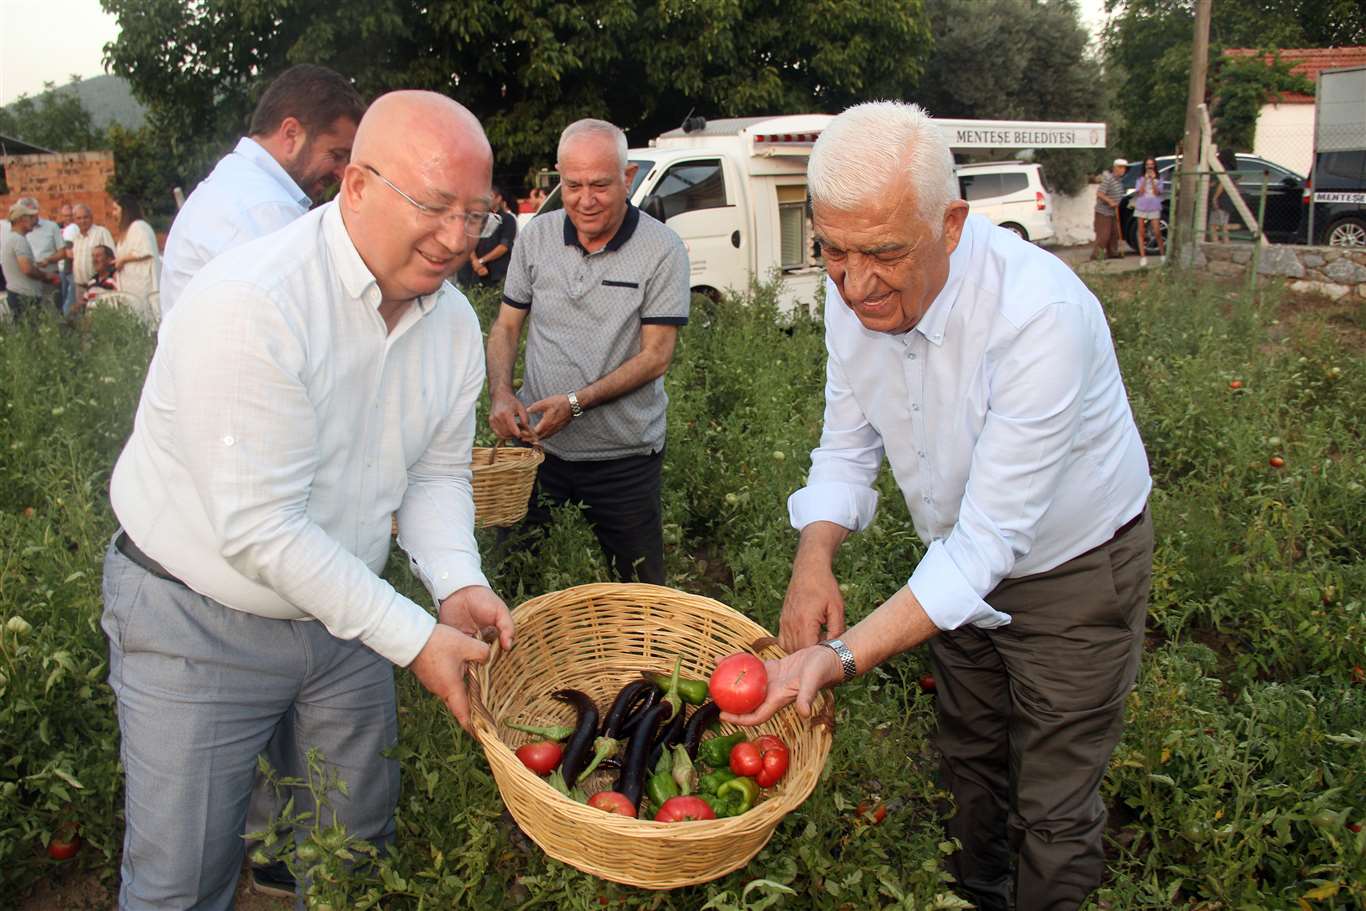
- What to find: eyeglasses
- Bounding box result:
[362,164,490,237]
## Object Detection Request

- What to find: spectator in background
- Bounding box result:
[111,195,161,323]
[3,200,62,318]
[1133,157,1165,266]
[20,196,64,310]
[70,204,116,308]
[83,244,119,303]
[59,204,80,314]
[1091,158,1127,261]
[159,64,365,318]
[1207,181,1232,244]
[457,185,517,289]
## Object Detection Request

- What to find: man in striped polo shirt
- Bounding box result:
[486,118,690,584]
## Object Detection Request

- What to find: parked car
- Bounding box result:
[1306,149,1366,246]
[1118,154,1307,254]
[956,161,1055,243]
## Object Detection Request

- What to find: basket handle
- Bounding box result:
[487,437,544,465]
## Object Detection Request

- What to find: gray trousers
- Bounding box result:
[101,540,400,910]
[929,510,1153,911]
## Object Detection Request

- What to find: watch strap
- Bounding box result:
[567,392,583,418]
[820,638,857,683]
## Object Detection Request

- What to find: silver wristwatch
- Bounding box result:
[819,638,857,683]
[567,392,583,419]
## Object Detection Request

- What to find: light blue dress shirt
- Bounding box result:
[788,215,1151,631]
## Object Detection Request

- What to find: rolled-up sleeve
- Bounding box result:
[788,298,883,532]
[907,300,1091,631]
[396,305,490,606]
[172,282,438,667]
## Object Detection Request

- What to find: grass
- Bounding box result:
[1,269,1363,909]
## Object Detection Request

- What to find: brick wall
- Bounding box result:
[0,151,117,230]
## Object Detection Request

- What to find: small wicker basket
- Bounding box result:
[469,583,834,890]
[391,441,544,536]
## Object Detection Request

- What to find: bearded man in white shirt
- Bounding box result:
[159,63,365,317]
[722,102,1153,911]
[103,91,512,910]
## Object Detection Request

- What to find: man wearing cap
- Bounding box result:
[1092,158,1128,261]
[3,200,63,318]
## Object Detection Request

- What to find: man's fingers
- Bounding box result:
[447,686,474,733]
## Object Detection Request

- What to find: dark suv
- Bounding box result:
[1306,149,1366,246]
[1119,154,1307,254]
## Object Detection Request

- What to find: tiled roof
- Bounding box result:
[1222,47,1366,103]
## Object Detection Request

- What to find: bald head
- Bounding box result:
[341,91,495,303]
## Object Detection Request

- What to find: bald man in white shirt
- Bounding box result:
[103,91,512,910]
[723,102,1153,911]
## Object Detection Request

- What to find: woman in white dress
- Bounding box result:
[112,195,161,323]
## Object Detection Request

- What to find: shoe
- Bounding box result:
[1139,256,1148,266]
[250,861,296,898]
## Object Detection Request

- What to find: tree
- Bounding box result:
[1102,0,1364,157]
[101,0,933,191]
[0,78,107,152]
[1208,51,1312,153]
[912,0,1106,193]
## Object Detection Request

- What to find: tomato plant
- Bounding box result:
[708,652,767,715]
[515,741,563,776]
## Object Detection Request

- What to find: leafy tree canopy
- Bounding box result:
[101,0,933,194]
[0,78,107,152]
[913,0,1106,193]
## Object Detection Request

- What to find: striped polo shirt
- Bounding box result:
[503,205,690,460]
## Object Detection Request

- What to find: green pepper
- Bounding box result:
[644,670,709,706]
[646,770,681,807]
[698,768,737,795]
[697,731,747,769]
[715,775,759,816]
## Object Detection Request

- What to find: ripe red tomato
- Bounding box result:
[855,800,888,825]
[1229,379,1243,390]
[654,796,716,822]
[729,741,762,777]
[918,674,937,693]
[754,735,789,787]
[47,834,81,861]
[1269,456,1285,468]
[515,740,563,776]
[708,653,767,715]
[587,791,637,817]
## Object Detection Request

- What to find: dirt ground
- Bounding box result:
[18,858,291,911]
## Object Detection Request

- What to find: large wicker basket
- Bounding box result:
[391,441,543,536]
[469,583,834,890]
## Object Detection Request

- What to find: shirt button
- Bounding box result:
[922,496,931,504]
[911,404,920,412]
[223,435,235,446]
[918,450,927,458]
[440,571,449,580]
[906,351,917,360]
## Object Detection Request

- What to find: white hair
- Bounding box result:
[557,118,628,171]
[808,101,959,226]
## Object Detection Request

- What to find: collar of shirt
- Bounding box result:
[232,136,311,211]
[320,202,438,319]
[562,203,641,253]
[902,215,978,349]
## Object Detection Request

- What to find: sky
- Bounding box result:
[1,0,1113,107]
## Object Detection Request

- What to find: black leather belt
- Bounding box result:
[114,531,184,586]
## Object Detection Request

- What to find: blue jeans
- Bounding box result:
[60,272,75,315]
[101,539,400,910]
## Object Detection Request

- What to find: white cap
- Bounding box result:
[1113,158,1129,168]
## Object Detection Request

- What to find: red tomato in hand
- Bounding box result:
[654,796,717,822]
[729,741,762,777]
[516,740,563,776]
[47,833,81,861]
[709,653,768,715]
[754,735,789,787]
[587,791,637,817]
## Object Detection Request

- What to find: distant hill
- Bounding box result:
[3,74,147,131]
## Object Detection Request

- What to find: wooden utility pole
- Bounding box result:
[1172,0,1213,266]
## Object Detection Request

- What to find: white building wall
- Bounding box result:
[1253,102,1316,175]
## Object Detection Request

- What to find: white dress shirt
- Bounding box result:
[789,215,1151,632]
[111,202,489,667]
[159,137,312,316]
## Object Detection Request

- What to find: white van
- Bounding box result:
[536,114,831,313]
[955,161,1055,243]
